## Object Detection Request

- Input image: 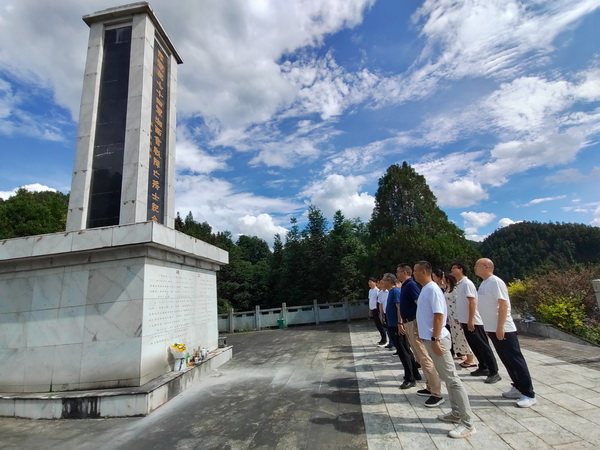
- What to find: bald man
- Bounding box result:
[474,258,537,408]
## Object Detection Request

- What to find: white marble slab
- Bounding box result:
[111,222,153,246]
[80,338,142,384]
[86,264,144,305]
[0,312,28,348]
[72,227,114,252]
[0,235,35,260]
[32,232,73,256]
[59,270,89,308]
[32,272,64,310]
[0,277,34,314]
[83,300,143,342]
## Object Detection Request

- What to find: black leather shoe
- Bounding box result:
[377,340,387,345]
[399,380,416,389]
[470,368,490,377]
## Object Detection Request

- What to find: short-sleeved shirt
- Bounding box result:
[477,275,517,332]
[416,281,450,340]
[377,289,388,311]
[455,277,483,325]
[399,277,420,320]
[385,287,401,326]
[368,287,380,309]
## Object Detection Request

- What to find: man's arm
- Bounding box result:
[496,299,508,340]
[431,313,445,355]
[467,297,476,331]
[396,303,406,335]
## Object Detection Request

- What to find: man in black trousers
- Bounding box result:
[368,277,387,345]
[450,262,501,384]
[381,273,421,389]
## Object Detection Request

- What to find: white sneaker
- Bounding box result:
[448,425,476,439]
[516,395,537,408]
[502,386,521,399]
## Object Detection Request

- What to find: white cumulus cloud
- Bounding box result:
[0,183,57,200]
[237,214,289,245]
[302,174,375,221]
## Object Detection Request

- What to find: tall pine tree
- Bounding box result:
[368,162,479,275]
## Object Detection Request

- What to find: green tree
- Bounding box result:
[300,205,330,304]
[367,162,479,274]
[0,188,69,238]
[174,211,215,244]
[327,210,367,301]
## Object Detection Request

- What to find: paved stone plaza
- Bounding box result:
[0,321,599,449]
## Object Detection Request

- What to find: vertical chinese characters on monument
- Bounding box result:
[147,40,168,223]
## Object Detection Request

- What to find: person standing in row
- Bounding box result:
[414,261,476,439]
[432,270,476,367]
[396,264,444,407]
[451,262,501,384]
[381,273,421,388]
[368,277,387,345]
[377,279,393,350]
[474,258,537,408]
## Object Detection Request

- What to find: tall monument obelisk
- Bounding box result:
[67,2,182,231]
[0,3,229,409]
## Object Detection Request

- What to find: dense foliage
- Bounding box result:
[0,188,69,238]
[508,265,600,344]
[480,221,600,282]
[4,166,599,321]
[176,208,367,312]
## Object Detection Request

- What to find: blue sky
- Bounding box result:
[1,0,599,244]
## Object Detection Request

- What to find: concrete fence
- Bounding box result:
[218,299,370,333]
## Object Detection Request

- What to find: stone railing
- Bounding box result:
[218,300,369,333]
[593,279,600,309]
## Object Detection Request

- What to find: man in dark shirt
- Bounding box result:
[381,273,421,389]
[396,264,444,407]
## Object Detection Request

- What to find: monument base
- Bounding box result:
[0,346,232,419]
[0,222,228,393]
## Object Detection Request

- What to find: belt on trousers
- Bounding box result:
[402,317,415,323]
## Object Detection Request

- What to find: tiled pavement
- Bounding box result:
[350,321,600,449]
[0,321,599,449]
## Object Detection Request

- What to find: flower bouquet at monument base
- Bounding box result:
[169,343,188,370]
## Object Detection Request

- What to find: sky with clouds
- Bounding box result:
[1,0,599,244]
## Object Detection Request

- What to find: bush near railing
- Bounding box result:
[508,268,600,345]
[218,299,369,333]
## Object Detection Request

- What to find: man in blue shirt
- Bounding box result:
[381,273,420,389]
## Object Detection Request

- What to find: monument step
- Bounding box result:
[0,346,232,419]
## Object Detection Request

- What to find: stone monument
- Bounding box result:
[0,3,229,417]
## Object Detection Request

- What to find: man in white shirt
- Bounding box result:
[414,261,475,439]
[377,279,393,349]
[475,258,537,408]
[450,262,500,383]
[368,277,387,345]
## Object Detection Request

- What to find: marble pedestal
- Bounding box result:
[0,222,228,393]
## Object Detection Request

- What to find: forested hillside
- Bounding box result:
[479,222,600,282]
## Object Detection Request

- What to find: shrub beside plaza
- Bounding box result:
[508,266,600,345]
